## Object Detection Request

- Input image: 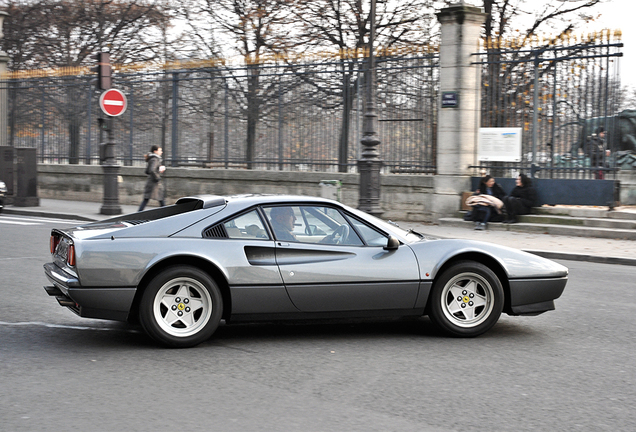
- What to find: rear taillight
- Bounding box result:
[50,234,61,254]
[67,244,76,266]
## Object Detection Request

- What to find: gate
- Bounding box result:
[474,31,623,181]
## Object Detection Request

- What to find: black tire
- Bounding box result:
[428,260,504,337]
[139,266,223,348]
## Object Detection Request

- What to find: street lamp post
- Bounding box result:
[99,116,122,215]
[357,0,383,217]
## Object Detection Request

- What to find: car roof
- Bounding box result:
[177,194,339,209]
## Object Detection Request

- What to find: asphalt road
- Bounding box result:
[1,214,634,432]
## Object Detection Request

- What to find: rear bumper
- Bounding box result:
[508,276,567,315]
[44,262,136,322]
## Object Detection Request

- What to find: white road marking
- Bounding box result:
[0,320,139,333]
[0,257,44,261]
[0,215,85,224]
[0,219,40,225]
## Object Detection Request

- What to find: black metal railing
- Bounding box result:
[3,53,440,174]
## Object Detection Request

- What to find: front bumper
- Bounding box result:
[43,262,137,322]
[508,276,568,316]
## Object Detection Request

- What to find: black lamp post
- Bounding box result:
[99,116,122,215]
[357,0,383,216]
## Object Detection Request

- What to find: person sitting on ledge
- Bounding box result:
[503,173,537,224]
[465,175,506,231]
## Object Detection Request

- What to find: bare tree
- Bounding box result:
[179,0,294,168]
[479,0,604,126]
[285,0,436,171]
[3,0,173,68]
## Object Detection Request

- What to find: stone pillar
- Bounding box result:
[432,2,486,221]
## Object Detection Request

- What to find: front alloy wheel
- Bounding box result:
[429,261,503,337]
[140,266,223,348]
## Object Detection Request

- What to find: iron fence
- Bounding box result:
[3,53,439,174]
[4,35,624,179]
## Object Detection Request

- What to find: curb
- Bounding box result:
[439,217,636,240]
[522,249,636,267]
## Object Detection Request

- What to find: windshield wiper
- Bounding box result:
[407,228,425,239]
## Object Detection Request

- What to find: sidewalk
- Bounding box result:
[4,198,636,266]
[401,221,636,266]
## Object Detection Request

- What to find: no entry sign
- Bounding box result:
[99,89,127,117]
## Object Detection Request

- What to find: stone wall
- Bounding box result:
[36,164,437,221]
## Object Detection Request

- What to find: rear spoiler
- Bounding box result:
[78,195,228,227]
[176,195,227,209]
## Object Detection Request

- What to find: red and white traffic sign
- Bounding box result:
[99,89,127,117]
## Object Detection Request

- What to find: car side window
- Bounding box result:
[348,217,389,247]
[223,210,270,240]
[264,205,363,246]
[263,206,304,242]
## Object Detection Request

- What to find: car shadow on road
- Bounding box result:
[216,317,437,339]
[201,315,545,347]
[12,315,543,350]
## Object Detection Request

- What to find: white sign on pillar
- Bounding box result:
[478,127,522,162]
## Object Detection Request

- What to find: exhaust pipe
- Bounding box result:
[44,285,79,310]
[56,297,77,308]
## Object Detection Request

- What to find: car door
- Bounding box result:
[199,208,297,315]
[263,205,421,312]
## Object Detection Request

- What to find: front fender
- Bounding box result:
[408,239,568,281]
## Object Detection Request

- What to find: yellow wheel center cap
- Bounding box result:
[177,303,185,311]
[463,296,470,303]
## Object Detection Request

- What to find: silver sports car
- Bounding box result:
[44,194,568,347]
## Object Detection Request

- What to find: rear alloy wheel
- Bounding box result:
[429,261,503,337]
[140,266,223,348]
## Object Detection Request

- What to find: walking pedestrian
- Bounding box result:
[585,127,610,179]
[138,145,166,211]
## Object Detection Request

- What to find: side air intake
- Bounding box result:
[203,224,228,239]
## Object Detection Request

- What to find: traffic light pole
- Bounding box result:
[99,116,122,215]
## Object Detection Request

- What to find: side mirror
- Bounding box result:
[384,235,400,251]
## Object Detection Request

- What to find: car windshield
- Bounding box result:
[343,207,431,244]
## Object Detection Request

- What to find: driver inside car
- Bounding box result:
[270,207,298,241]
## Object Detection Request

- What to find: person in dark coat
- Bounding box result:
[138,145,166,211]
[503,173,537,223]
[469,175,506,230]
[586,127,610,179]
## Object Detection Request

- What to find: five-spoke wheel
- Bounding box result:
[429,261,503,337]
[140,266,223,348]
